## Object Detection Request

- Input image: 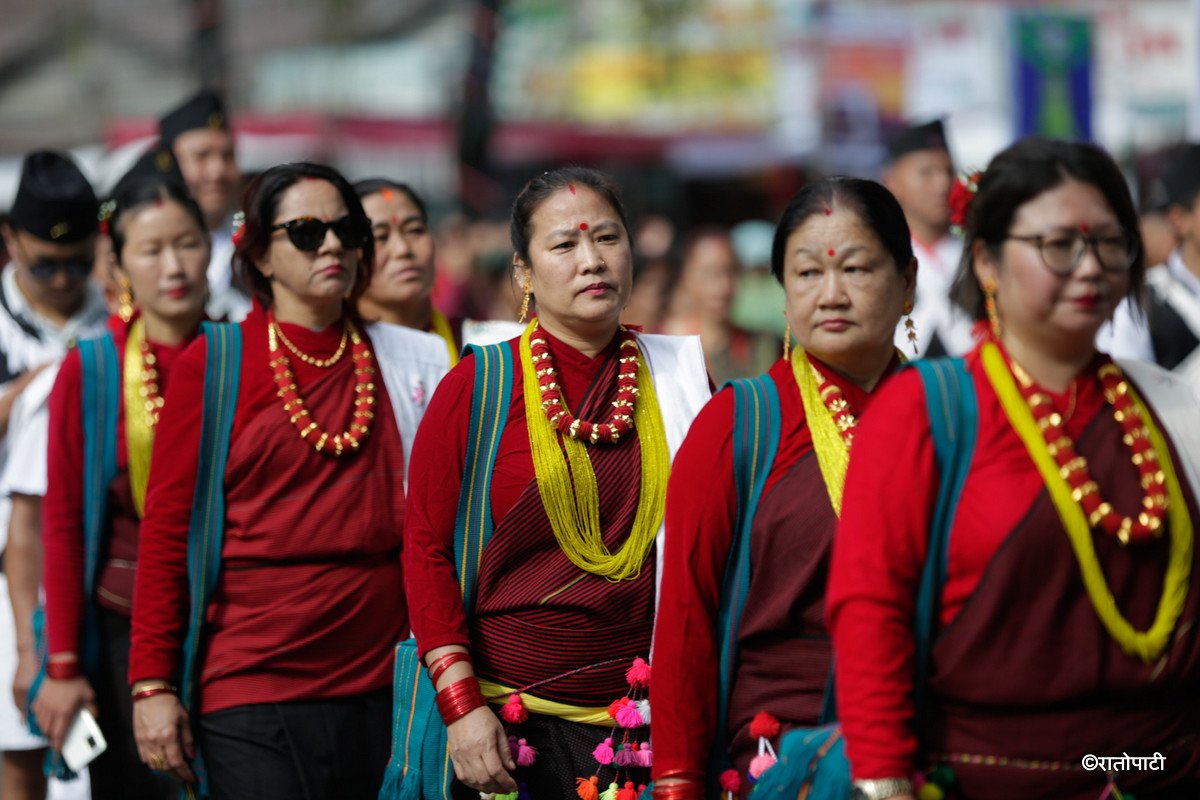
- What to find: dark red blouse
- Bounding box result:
[43,315,193,656]
[128,306,408,714]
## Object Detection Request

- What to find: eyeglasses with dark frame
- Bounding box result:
[271,215,371,252]
[1005,229,1138,276]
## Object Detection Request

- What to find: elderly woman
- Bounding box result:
[128,162,447,800]
[650,178,916,799]
[830,138,1200,799]
[398,167,710,798]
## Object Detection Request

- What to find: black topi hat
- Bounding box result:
[886,119,950,161]
[110,147,187,201]
[159,89,229,149]
[1160,143,1200,209]
[7,150,99,243]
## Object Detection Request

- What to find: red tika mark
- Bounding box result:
[380,188,395,201]
[390,216,401,225]
[579,222,589,231]
[824,207,832,215]
[569,183,576,195]
[827,248,836,257]
[1080,223,1090,233]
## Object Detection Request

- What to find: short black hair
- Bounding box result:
[108,178,207,262]
[231,162,374,309]
[353,178,428,223]
[770,177,913,284]
[509,167,631,265]
[950,137,1145,320]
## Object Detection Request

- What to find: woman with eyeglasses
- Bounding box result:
[127,162,448,800]
[828,137,1200,800]
[32,175,208,799]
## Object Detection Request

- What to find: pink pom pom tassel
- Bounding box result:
[636,742,653,768]
[500,693,528,724]
[613,742,636,768]
[516,738,538,767]
[593,737,615,765]
[616,703,644,729]
[625,657,651,689]
[748,753,776,783]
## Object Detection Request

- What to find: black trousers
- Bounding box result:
[93,608,179,800]
[197,687,391,800]
[450,712,618,800]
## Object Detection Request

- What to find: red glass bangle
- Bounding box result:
[652,779,703,800]
[132,686,176,702]
[45,660,82,680]
[435,677,486,725]
[428,652,471,686]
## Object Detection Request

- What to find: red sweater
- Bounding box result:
[43,316,193,656]
[651,356,882,786]
[128,307,408,714]
[826,344,1108,780]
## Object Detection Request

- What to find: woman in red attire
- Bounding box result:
[355,180,460,359]
[128,163,411,800]
[650,178,917,799]
[402,167,710,798]
[35,176,208,799]
[829,138,1200,800]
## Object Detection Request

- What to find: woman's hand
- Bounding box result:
[30,676,97,751]
[446,705,517,794]
[11,649,39,716]
[133,691,195,784]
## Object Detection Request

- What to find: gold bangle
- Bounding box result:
[130,680,176,698]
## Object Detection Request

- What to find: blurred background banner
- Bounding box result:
[1013,9,1093,141]
[0,0,1198,217]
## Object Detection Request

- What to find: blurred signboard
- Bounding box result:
[1012,10,1093,140]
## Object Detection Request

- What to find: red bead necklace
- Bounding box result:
[267,312,377,456]
[1013,358,1168,545]
[531,321,640,445]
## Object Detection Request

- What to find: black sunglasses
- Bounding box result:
[271,215,371,252]
[28,259,93,282]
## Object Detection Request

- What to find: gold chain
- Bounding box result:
[270,321,348,368]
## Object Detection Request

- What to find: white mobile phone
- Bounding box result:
[61,708,107,771]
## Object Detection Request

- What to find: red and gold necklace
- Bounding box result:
[267,312,377,456]
[1011,357,1168,545]
[139,338,164,428]
[531,320,640,445]
[817,378,858,445]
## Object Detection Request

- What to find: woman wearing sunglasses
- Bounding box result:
[127,162,447,800]
[829,137,1200,800]
[33,175,208,799]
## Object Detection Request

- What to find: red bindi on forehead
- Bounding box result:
[579,222,589,231]
[380,188,395,201]
[824,207,832,216]
[1080,222,1090,233]
[568,183,576,195]
[827,248,836,257]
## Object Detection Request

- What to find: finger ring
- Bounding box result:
[148,753,165,770]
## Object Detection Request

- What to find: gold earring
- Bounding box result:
[903,301,918,355]
[518,281,532,324]
[782,314,791,361]
[117,279,134,323]
[983,278,1001,339]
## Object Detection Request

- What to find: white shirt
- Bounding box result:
[895,235,976,357]
[205,222,251,323]
[1099,250,1200,364]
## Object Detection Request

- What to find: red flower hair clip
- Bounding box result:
[231,210,246,247]
[948,170,982,237]
[97,200,116,237]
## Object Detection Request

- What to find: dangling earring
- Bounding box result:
[782,313,791,361]
[117,278,134,324]
[903,301,918,355]
[518,281,532,325]
[983,278,1001,339]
